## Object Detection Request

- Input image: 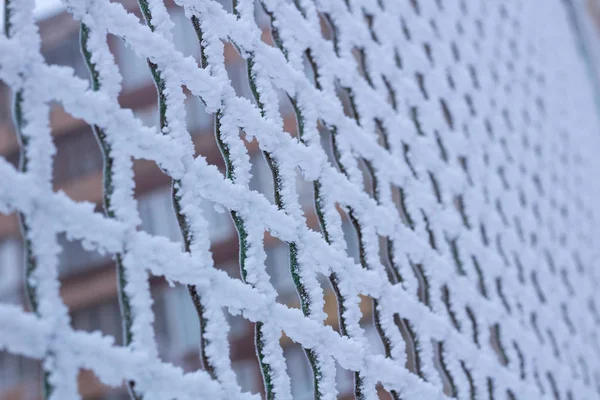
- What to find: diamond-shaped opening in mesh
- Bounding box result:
[359,296,386,354]
[490,323,509,367]
[165,4,202,65]
[0,81,12,125]
[57,231,114,278]
[391,185,416,231]
[409,259,431,308]
[77,368,129,400]
[232,351,264,395]
[135,103,159,130]
[249,150,276,205]
[464,304,481,348]
[359,296,398,399]
[40,16,89,81]
[224,44,255,104]
[213,228,241,274]
[440,284,461,332]
[334,80,359,123]
[357,157,376,199]
[377,234,399,285]
[432,339,459,397]
[351,46,372,87]
[0,230,25,307]
[136,184,183,244]
[318,12,335,44]
[0,351,42,398]
[339,209,360,265]
[301,51,319,89]
[110,34,153,95]
[226,309,253,346]
[70,296,123,347]
[280,92,296,137]
[393,314,425,379]
[52,118,104,189]
[100,36,157,114]
[294,167,317,217]
[376,387,394,399]
[283,340,314,400]
[264,236,302,308]
[318,121,337,167]
[374,119,391,149]
[320,275,340,331]
[0,84,19,173]
[460,359,478,400]
[232,319,264,395]
[256,9,276,50]
[335,361,354,398]
[253,0,270,29]
[152,281,202,370]
[59,208,118,323]
[183,89,214,139]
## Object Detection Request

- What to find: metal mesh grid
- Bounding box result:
[1,0,600,399]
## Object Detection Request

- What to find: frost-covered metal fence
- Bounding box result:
[1,0,600,399]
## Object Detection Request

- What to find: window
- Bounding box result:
[0,238,22,303]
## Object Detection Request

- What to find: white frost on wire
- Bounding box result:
[1,0,600,399]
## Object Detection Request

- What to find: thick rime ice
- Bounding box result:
[1,0,600,399]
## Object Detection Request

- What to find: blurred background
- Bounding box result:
[1,0,600,399]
